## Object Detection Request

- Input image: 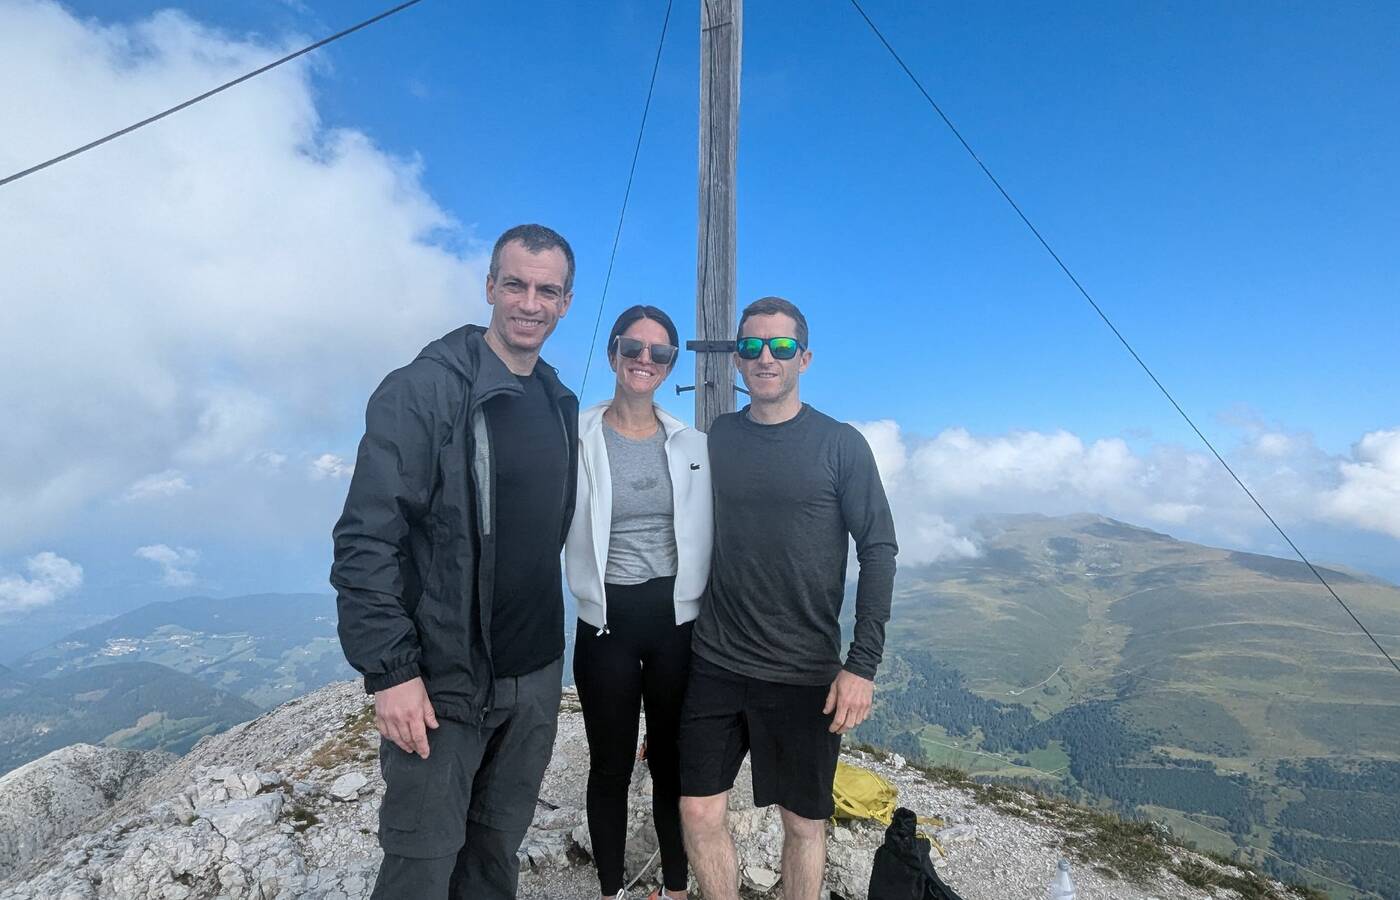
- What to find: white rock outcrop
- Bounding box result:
[0,681,1307,899]
[0,743,174,878]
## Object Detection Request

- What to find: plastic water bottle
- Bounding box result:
[1047,858,1076,900]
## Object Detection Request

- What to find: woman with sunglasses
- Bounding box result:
[565,305,712,900]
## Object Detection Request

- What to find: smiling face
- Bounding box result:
[735,312,811,408]
[484,240,573,366]
[610,316,674,400]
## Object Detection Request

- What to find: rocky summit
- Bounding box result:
[0,680,1309,899]
[0,743,175,879]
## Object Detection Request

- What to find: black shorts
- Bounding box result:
[678,656,841,821]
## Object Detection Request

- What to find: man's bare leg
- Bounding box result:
[778,806,826,900]
[680,793,738,900]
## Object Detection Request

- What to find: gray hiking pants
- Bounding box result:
[370,656,562,900]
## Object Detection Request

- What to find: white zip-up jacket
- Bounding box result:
[566,401,712,631]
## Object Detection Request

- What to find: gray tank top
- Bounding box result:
[603,422,677,585]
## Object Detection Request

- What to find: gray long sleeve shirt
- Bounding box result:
[692,404,898,686]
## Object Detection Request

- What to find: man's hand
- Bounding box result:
[375,676,439,758]
[823,669,874,734]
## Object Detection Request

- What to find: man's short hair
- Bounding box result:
[738,296,809,347]
[489,224,576,293]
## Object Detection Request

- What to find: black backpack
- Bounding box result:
[867,807,966,900]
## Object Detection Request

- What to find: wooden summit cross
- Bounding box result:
[689,0,742,431]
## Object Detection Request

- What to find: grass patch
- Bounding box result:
[1175,856,1312,900]
[905,759,977,790]
[847,740,893,764]
[289,804,320,833]
[1058,809,1171,881]
[306,702,378,772]
[968,781,1034,818]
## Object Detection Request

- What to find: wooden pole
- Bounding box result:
[693,0,741,430]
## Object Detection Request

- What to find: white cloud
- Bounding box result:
[850,419,1400,566]
[310,453,354,480]
[1323,429,1400,539]
[0,552,84,615]
[135,544,200,588]
[0,2,486,551]
[1254,432,1295,458]
[123,469,192,501]
[250,451,288,472]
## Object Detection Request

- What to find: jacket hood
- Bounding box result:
[580,400,690,440]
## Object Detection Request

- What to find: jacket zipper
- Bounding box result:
[467,382,516,725]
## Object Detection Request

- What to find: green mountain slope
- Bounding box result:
[886,514,1400,753]
[0,661,261,773]
[859,513,1400,898]
[17,593,354,708]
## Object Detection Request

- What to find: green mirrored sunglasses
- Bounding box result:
[735,336,804,360]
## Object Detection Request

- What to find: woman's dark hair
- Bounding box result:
[606,305,681,367]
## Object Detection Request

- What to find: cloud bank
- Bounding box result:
[853,420,1400,566]
[135,544,200,588]
[0,1,486,552]
[0,552,84,616]
[1322,429,1400,540]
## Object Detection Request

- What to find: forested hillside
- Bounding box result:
[0,662,260,773]
[855,514,1400,898]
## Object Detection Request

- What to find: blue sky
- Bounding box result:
[62,0,1399,439]
[2,0,1397,658]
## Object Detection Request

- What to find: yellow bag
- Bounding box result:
[831,761,948,856]
[831,761,899,825]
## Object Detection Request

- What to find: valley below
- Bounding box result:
[853,514,1400,899]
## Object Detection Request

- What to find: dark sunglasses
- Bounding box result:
[613,335,678,366]
[735,336,805,360]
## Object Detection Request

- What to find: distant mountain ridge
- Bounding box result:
[17,593,354,709]
[0,662,260,773]
[2,593,353,775]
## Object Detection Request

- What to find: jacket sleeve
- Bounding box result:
[563,434,592,599]
[837,425,899,681]
[331,366,437,693]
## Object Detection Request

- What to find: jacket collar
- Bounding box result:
[580,399,688,439]
[417,324,575,405]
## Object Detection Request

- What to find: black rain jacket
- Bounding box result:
[331,325,578,723]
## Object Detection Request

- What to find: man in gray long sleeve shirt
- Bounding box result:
[692,405,896,686]
[680,296,898,900]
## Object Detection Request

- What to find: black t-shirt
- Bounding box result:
[485,367,568,677]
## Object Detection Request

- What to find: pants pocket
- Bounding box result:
[379,738,433,832]
[378,730,472,859]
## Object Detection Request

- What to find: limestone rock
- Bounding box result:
[0,743,173,878]
[328,773,367,802]
[198,793,284,843]
[745,864,780,892]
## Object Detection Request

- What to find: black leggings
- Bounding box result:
[573,576,692,895]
